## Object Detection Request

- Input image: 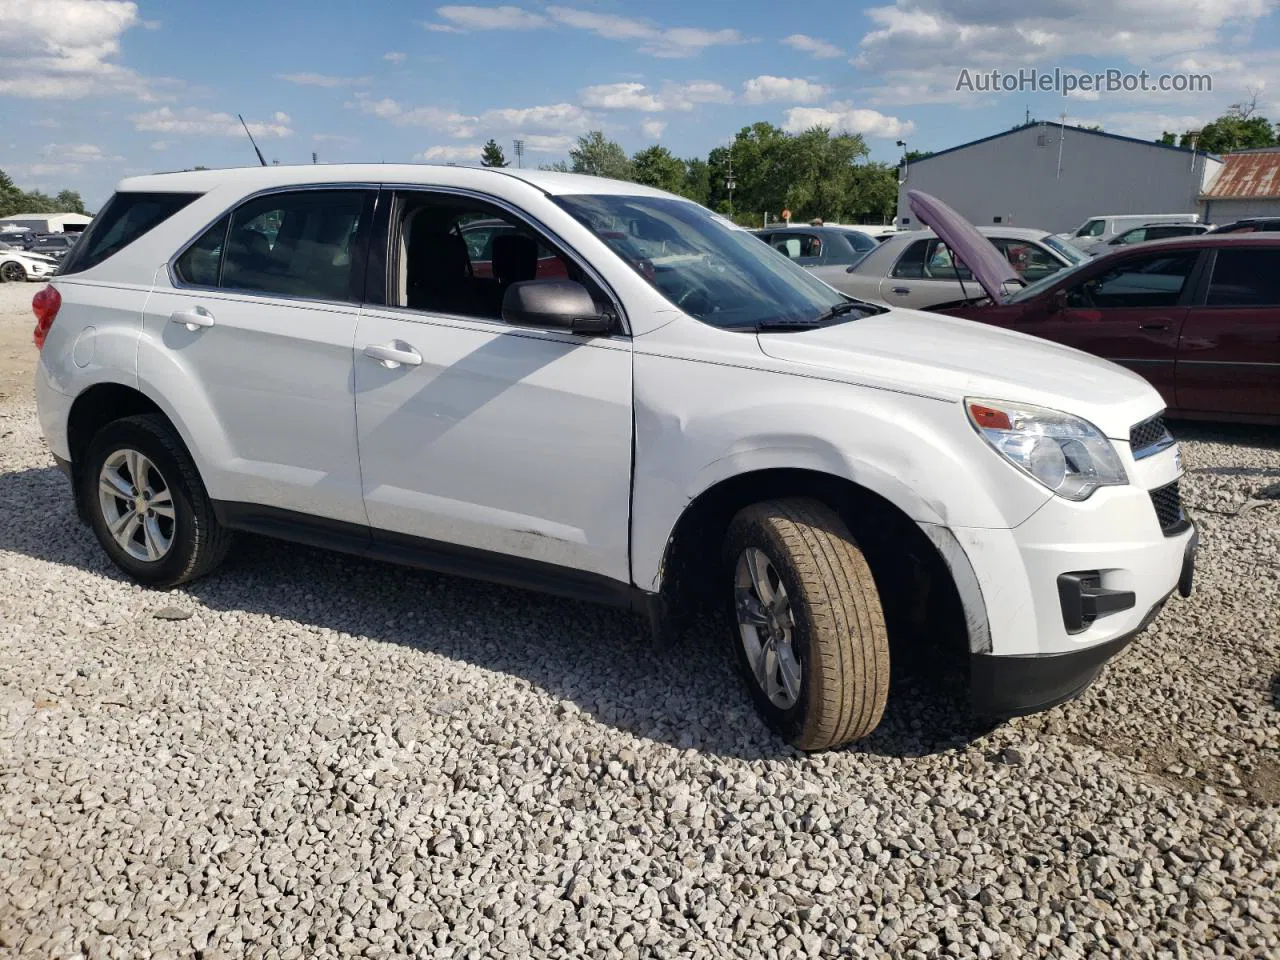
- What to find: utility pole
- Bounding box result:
[512,139,525,169]
[311,151,318,164]
[724,147,736,218]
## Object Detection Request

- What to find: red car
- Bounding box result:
[903,192,1280,425]
[460,218,569,280]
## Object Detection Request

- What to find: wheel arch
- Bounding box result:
[651,466,975,658]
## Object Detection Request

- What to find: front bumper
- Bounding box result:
[968,520,1198,717]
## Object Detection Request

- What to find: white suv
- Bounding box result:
[32,166,1197,751]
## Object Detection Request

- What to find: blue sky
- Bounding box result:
[4,0,1278,207]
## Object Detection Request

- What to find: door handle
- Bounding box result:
[1139,322,1170,331]
[170,307,215,331]
[890,287,910,295]
[364,342,423,369]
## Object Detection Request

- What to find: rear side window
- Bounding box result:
[58,192,198,275]
[1206,248,1280,306]
[771,233,822,261]
[176,190,372,302]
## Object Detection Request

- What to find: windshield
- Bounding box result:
[553,194,848,329]
[1042,234,1088,264]
[1003,256,1093,303]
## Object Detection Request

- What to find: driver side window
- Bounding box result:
[1065,251,1199,309]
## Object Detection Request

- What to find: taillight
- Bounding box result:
[32,284,61,349]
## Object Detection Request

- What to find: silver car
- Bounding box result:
[834,226,1088,309]
[750,225,880,288]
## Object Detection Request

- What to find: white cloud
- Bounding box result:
[132,107,294,138]
[642,119,667,139]
[742,75,829,104]
[417,144,484,163]
[546,6,746,58]
[582,83,665,112]
[277,72,369,88]
[782,102,914,138]
[32,118,61,128]
[150,140,171,151]
[383,51,407,63]
[0,0,165,100]
[480,102,591,132]
[44,142,114,161]
[579,80,731,112]
[313,133,360,144]
[1092,110,1216,140]
[431,4,548,30]
[356,95,589,142]
[522,134,576,152]
[782,34,844,59]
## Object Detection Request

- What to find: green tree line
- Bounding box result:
[0,169,89,219]
[480,125,900,226]
[1157,96,1278,154]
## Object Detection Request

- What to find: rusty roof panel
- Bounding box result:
[1202,151,1280,199]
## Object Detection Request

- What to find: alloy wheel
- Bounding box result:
[734,547,803,709]
[97,448,176,562]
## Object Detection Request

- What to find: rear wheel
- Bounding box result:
[0,261,25,283]
[81,414,231,586]
[724,498,890,751]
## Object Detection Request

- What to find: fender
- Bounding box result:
[629,349,1053,593]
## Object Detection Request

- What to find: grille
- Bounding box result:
[1149,480,1189,536]
[1129,415,1172,458]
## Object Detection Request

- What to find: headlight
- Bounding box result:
[965,398,1127,501]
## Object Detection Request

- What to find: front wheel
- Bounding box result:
[81,414,231,587]
[0,261,25,283]
[724,498,890,751]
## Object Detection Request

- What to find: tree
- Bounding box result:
[538,160,570,172]
[1157,132,1178,146]
[680,158,712,206]
[848,162,899,221]
[569,131,634,180]
[902,149,932,163]
[1159,94,1278,153]
[55,190,86,214]
[480,139,508,168]
[632,145,685,194]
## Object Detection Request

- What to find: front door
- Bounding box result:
[1177,245,1280,418]
[353,190,634,583]
[1013,249,1201,406]
[139,188,374,524]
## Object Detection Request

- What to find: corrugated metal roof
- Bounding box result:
[1202,151,1280,199]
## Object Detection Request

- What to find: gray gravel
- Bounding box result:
[1,280,1278,957]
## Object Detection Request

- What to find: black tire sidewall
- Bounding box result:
[81,419,202,584]
[723,518,816,744]
[1,262,23,282]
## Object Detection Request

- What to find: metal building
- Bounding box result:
[895,122,1221,235]
[0,212,93,234]
[1198,147,1280,222]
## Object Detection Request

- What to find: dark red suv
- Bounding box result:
[931,235,1280,425]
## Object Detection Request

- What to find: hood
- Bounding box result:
[756,308,1162,439]
[907,190,1022,302]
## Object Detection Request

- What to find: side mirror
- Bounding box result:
[501,280,613,335]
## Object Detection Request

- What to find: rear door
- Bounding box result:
[877,237,971,308]
[1012,248,1202,406]
[139,187,374,524]
[1176,245,1280,418]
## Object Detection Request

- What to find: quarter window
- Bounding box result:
[58,191,198,275]
[217,190,370,302]
[174,216,228,287]
[1206,249,1280,306]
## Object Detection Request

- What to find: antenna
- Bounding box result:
[238,114,267,167]
[512,138,525,168]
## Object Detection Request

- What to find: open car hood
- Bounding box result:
[907,190,1023,302]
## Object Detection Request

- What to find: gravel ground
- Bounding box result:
[1,279,1278,959]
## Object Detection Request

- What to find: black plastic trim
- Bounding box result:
[211,501,654,613]
[970,593,1170,717]
[1056,571,1136,634]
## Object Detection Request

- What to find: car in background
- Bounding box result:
[22,233,79,262]
[833,225,1087,309]
[901,190,1279,424]
[0,247,57,282]
[1207,217,1280,234]
[1054,213,1200,252]
[1087,222,1210,255]
[458,217,569,280]
[751,225,880,287]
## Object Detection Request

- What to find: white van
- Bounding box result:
[1056,213,1200,251]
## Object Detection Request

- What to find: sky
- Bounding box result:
[3,0,1279,208]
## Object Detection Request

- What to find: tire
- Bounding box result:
[80,414,232,587]
[0,261,25,283]
[723,498,889,751]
